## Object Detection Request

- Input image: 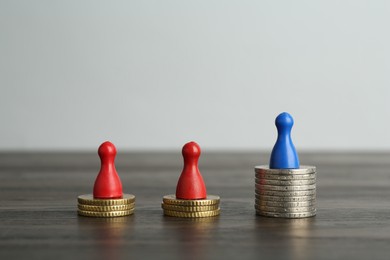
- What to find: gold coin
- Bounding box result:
[78,203,135,212]
[78,194,135,206]
[163,208,220,218]
[162,195,220,206]
[161,203,219,212]
[78,209,134,217]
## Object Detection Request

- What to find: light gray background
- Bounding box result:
[1,1,389,151]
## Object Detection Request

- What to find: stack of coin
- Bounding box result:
[78,194,135,218]
[162,195,220,218]
[254,166,316,218]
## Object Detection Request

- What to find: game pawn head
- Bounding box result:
[254,112,317,218]
[162,141,221,218]
[77,141,136,218]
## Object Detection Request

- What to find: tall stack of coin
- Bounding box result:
[78,194,135,217]
[254,166,316,218]
[162,195,220,218]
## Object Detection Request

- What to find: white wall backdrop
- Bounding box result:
[0,0,389,151]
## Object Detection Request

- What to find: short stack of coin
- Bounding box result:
[78,194,135,218]
[162,195,220,218]
[254,166,316,218]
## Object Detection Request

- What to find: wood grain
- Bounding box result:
[1,152,390,259]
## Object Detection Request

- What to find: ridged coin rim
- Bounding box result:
[255,178,316,186]
[255,199,315,207]
[256,210,316,218]
[161,203,219,212]
[254,165,316,175]
[255,194,316,201]
[255,204,316,213]
[163,208,220,218]
[255,172,316,180]
[78,208,134,217]
[163,195,220,206]
[78,203,135,212]
[255,189,316,197]
[78,194,135,206]
[255,183,316,191]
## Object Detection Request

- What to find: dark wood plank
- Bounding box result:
[1,152,390,259]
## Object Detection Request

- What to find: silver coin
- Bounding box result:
[255,178,316,186]
[256,210,316,218]
[255,172,316,180]
[255,204,316,213]
[255,183,316,191]
[255,199,315,208]
[255,194,316,202]
[255,189,316,197]
[254,165,316,175]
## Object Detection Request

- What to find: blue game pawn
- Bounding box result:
[269,112,300,169]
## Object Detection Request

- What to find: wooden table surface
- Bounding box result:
[1,151,390,260]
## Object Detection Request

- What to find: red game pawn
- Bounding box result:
[162,141,220,218]
[93,141,123,199]
[77,141,135,218]
[176,141,207,200]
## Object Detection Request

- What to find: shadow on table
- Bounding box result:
[254,215,316,259]
[161,215,220,259]
[77,216,134,260]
